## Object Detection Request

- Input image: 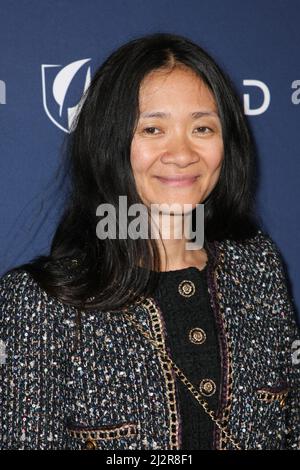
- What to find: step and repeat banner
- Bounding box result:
[0,0,299,316]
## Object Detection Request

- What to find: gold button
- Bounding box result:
[178,280,195,297]
[85,438,97,450]
[189,327,206,345]
[199,378,216,397]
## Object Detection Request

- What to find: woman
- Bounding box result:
[0,33,299,450]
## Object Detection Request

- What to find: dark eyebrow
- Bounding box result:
[139,111,219,119]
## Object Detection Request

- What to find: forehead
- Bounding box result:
[139,67,216,109]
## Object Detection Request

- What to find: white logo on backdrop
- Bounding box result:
[41,59,91,133]
[291,80,300,104]
[0,80,6,105]
[243,79,271,115]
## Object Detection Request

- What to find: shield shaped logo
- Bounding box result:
[41,58,91,133]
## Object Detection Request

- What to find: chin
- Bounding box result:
[149,198,199,212]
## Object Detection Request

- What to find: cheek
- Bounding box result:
[130,140,155,175]
[205,142,224,171]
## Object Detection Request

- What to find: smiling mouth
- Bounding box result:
[155,175,200,187]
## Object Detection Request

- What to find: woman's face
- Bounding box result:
[130,66,224,210]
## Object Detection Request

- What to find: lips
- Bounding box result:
[155,175,199,187]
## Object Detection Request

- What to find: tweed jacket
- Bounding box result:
[0,230,299,450]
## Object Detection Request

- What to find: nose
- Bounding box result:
[160,135,199,168]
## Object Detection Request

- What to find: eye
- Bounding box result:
[194,126,213,134]
[142,127,160,135]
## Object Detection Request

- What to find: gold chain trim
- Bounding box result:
[137,299,179,449]
[122,301,242,450]
[67,422,138,441]
[257,388,289,408]
[212,252,234,450]
[219,327,234,449]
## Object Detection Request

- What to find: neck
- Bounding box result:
[151,211,207,271]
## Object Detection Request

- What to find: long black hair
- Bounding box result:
[9,32,261,311]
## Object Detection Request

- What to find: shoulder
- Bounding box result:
[215,229,295,306]
[217,230,299,325]
[0,267,78,328]
[0,268,44,300]
[217,229,286,272]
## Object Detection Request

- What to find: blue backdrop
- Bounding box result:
[0,0,299,318]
